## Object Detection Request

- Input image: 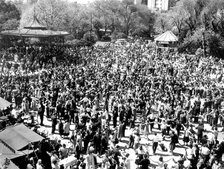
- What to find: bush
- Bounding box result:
[101,36,111,42]
[116,32,128,39]
[65,39,93,47]
[83,32,98,43]
[178,29,203,54]
[206,32,224,58]
[195,48,203,57]
[111,31,127,40]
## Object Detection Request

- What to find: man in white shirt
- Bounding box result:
[151,132,160,155]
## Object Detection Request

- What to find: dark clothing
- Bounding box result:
[197,125,204,143]
[38,103,45,125]
[51,115,57,134]
[59,121,64,136]
[139,158,150,169]
[152,142,158,154]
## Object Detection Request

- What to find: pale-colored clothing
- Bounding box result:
[63,122,70,135]
[86,154,97,169]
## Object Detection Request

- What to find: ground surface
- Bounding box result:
[34,113,224,169]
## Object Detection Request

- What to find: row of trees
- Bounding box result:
[1,0,224,57]
[155,0,224,57]
[18,0,156,41]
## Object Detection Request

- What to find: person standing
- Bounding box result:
[143,120,150,139]
[75,141,81,160]
[170,131,178,155]
[148,113,155,133]
[151,132,160,155]
[182,124,192,146]
[101,133,108,155]
[63,120,70,138]
[134,132,141,150]
[38,101,45,126]
[58,120,64,138]
[196,122,205,144]
[128,132,135,148]
[86,147,97,169]
[36,159,44,169]
[118,122,124,141]
[93,131,101,154]
[59,144,68,159]
[112,103,118,128]
[51,113,57,134]
[139,154,150,169]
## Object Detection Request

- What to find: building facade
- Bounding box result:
[134,0,169,11]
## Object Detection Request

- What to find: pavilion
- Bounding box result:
[0,16,69,39]
[154,31,178,51]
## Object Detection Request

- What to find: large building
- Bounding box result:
[134,0,169,11]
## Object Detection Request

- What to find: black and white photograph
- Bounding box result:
[0,0,224,168]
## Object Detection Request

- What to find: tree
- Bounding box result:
[154,12,171,34]
[169,0,180,9]
[168,5,187,40]
[201,0,224,36]
[0,0,20,31]
[117,0,138,35]
[93,0,120,32]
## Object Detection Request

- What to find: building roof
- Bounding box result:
[24,16,47,30]
[155,31,178,42]
[1,29,69,38]
[1,16,69,37]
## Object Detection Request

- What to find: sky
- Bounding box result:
[67,0,95,4]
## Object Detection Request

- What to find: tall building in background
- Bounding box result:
[135,0,169,11]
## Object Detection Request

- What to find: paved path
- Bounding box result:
[33,114,224,168]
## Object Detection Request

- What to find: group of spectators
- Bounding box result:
[1,38,224,169]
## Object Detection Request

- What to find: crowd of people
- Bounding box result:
[1,38,224,169]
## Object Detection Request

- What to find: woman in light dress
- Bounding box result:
[143,119,150,139]
[63,120,70,138]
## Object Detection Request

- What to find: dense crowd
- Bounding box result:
[1,39,224,169]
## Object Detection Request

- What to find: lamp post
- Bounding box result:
[202,13,207,57]
[202,29,206,57]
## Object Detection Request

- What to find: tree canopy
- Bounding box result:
[1,0,224,58]
[155,0,224,58]
[18,0,155,40]
[0,0,20,31]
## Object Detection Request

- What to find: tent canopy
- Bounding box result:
[0,157,19,169]
[0,141,30,159]
[0,124,43,151]
[155,31,178,43]
[0,97,11,110]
